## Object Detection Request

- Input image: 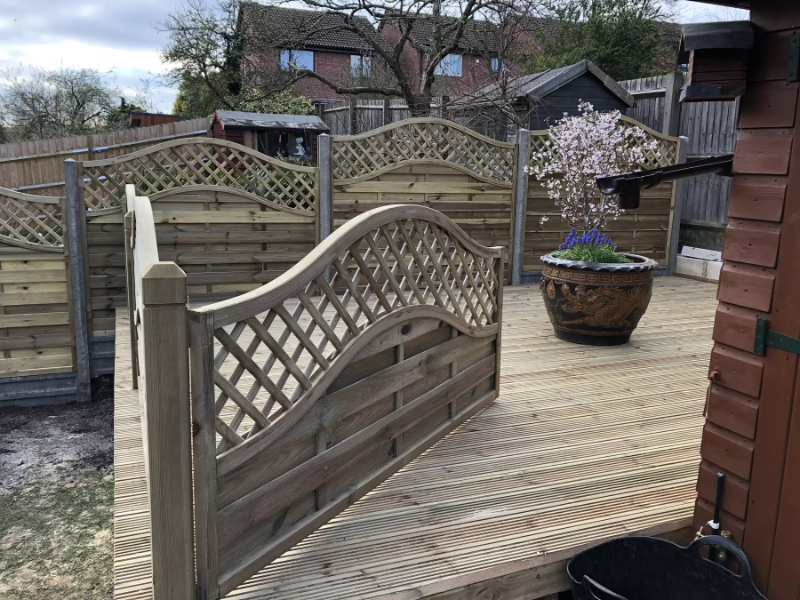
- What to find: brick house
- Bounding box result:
[240,5,682,108]
[379,17,511,99]
[240,4,384,104]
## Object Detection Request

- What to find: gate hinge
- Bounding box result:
[754,317,800,356]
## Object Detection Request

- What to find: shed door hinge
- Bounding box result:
[754,317,800,356]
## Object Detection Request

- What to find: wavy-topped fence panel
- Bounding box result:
[0,187,73,379]
[78,138,319,337]
[188,204,504,598]
[331,117,516,184]
[331,118,517,283]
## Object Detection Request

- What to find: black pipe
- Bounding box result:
[712,471,725,536]
[596,154,734,209]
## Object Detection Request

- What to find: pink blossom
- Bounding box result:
[525,102,661,231]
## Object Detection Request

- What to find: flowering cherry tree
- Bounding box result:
[526,102,660,231]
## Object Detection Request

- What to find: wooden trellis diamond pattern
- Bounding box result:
[82,139,317,212]
[210,219,500,453]
[332,120,515,182]
[0,190,63,250]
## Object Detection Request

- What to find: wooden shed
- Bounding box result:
[681,2,800,597]
[126,112,187,128]
[451,59,635,132]
[211,111,330,163]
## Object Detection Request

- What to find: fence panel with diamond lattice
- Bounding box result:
[0,187,75,379]
[186,204,504,598]
[331,118,517,281]
[76,139,319,337]
[524,117,682,271]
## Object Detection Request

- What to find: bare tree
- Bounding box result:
[265,0,521,114]
[162,0,532,116]
[0,66,119,141]
[447,3,543,139]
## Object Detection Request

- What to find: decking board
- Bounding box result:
[113,276,717,600]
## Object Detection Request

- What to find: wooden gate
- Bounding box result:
[75,138,318,336]
[330,118,517,281]
[187,205,504,598]
[0,188,74,380]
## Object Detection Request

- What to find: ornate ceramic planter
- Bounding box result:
[539,253,658,345]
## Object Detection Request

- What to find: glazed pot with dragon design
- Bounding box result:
[539,253,658,345]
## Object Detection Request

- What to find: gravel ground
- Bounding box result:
[0,376,114,599]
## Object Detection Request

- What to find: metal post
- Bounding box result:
[141,262,194,600]
[317,133,333,242]
[667,136,689,275]
[63,159,91,403]
[511,129,530,286]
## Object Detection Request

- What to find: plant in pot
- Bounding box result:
[527,102,660,345]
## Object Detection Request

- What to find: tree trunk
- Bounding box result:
[407,93,432,117]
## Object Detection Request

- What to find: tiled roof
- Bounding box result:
[388,15,502,54]
[242,4,383,52]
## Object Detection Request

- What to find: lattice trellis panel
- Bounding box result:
[529,115,680,171]
[81,138,317,213]
[198,208,502,454]
[0,187,64,252]
[331,118,516,183]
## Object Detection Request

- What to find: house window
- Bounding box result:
[492,58,508,72]
[280,49,314,71]
[435,54,462,77]
[351,54,372,77]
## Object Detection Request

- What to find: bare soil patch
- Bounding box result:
[0,376,114,599]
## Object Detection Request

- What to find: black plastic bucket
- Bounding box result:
[567,535,766,600]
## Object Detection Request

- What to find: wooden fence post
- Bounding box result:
[141,261,194,600]
[511,129,530,286]
[317,133,333,242]
[662,70,683,138]
[383,97,391,126]
[348,100,358,135]
[63,159,91,403]
[667,136,689,275]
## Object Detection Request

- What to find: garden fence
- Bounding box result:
[0,114,684,405]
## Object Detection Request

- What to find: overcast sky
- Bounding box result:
[0,0,749,114]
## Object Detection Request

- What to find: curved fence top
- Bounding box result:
[0,186,64,252]
[331,117,516,185]
[198,203,503,328]
[80,137,318,215]
[193,202,502,461]
[529,114,682,170]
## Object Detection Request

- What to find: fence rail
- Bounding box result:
[0,117,210,195]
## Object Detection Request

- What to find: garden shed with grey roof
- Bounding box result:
[453,59,635,132]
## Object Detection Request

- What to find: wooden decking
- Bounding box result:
[114,277,717,600]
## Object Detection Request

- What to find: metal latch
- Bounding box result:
[754,317,800,356]
[788,34,800,83]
